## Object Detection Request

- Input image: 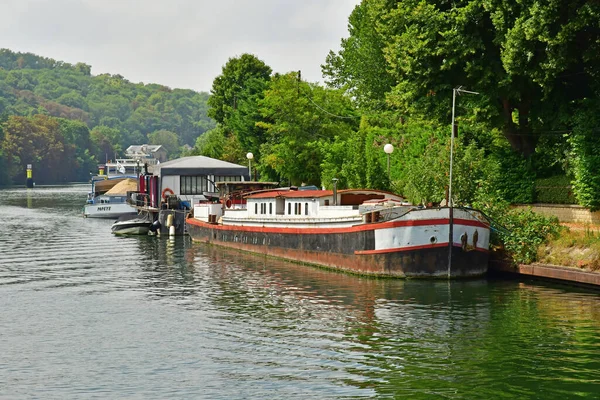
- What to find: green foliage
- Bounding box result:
[192,125,246,165]
[228,77,270,156]
[322,0,396,108]
[0,114,95,183]
[257,73,358,186]
[400,133,490,206]
[534,175,577,204]
[568,98,600,210]
[325,0,600,160]
[207,54,272,125]
[501,209,562,265]
[473,194,562,265]
[148,129,180,159]
[485,146,536,204]
[193,127,226,160]
[0,48,214,184]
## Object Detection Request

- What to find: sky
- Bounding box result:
[0,0,360,93]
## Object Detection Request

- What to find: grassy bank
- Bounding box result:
[537,224,600,271]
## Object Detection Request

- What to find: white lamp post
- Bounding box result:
[246,152,254,180]
[384,143,394,182]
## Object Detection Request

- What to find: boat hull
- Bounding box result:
[111,221,151,235]
[83,203,138,219]
[186,208,490,278]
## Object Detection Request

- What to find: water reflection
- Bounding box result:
[2,185,600,399]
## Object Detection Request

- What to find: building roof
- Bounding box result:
[153,155,249,177]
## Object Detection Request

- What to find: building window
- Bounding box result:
[269,203,272,215]
[255,203,258,214]
[305,203,308,215]
[180,176,208,195]
[288,203,291,215]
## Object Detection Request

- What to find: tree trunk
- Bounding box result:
[501,97,538,158]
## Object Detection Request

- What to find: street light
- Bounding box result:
[384,143,394,182]
[246,152,254,180]
[448,86,478,278]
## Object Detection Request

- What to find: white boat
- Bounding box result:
[111,213,153,235]
[83,175,138,218]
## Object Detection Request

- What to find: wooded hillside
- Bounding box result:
[0,49,215,184]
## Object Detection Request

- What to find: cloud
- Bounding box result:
[0,0,359,92]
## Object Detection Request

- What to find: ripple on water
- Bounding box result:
[2,186,600,399]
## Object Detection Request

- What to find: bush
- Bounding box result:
[569,99,600,210]
[534,175,577,204]
[487,147,535,204]
[473,194,562,265]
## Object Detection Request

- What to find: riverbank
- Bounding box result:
[490,222,600,288]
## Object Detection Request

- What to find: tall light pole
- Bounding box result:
[246,152,254,180]
[384,143,394,183]
[448,86,479,279]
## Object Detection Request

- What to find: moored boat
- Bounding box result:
[186,185,490,278]
[83,175,138,218]
[111,213,153,235]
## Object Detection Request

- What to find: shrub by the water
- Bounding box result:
[474,195,562,265]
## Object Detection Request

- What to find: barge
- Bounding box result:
[186,184,490,278]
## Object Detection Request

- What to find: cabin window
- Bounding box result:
[288,203,291,215]
[180,176,208,195]
[276,198,285,215]
[305,203,308,215]
[255,203,258,214]
[269,203,272,214]
[214,175,242,182]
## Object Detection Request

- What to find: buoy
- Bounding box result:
[26,164,34,188]
[169,225,175,236]
[166,214,173,228]
[162,187,174,200]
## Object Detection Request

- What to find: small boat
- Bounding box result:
[111,213,153,235]
[83,175,138,218]
[186,184,491,279]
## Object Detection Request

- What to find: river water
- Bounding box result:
[1,184,600,399]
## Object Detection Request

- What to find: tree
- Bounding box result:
[148,129,180,159]
[192,127,226,160]
[322,0,396,108]
[58,118,96,181]
[227,77,270,156]
[1,115,70,183]
[208,54,272,125]
[90,125,121,163]
[257,73,358,186]
[325,0,600,158]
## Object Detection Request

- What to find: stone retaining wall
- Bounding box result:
[513,204,600,225]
